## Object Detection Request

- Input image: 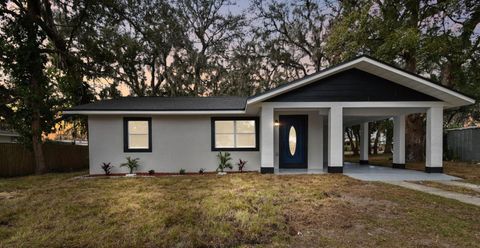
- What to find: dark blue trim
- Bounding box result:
[123,117,152,153]
[211,117,260,151]
[279,115,308,169]
[261,167,274,174]
[392,163,406,169]
[327,166,343,173]
[425,167,443,173]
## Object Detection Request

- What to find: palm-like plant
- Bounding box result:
[216,152,233,173]
[120,157,140,174]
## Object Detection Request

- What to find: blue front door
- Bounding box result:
[279,115,308,168]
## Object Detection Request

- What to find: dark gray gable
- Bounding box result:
[266,69,440,102]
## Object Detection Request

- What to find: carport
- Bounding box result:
[343,163,459,181]
[247,56,475,174]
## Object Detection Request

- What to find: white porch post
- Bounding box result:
[260,105,274,173]
[393,115,406,169]
[426,107,443,173]
[359,122,369,164]
[328,106,343,173]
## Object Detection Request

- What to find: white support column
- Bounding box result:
[393,115,406,169]
[359,122,369,164]
[260,105,274,173]
[328,106,343,173]
[426,107,443,173]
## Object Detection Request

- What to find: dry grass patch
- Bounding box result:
[0,172,479,247]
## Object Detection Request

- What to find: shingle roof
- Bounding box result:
[0,130,20,137]
[68,96,247,111]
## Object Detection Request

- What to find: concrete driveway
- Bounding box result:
[343,163,460,181]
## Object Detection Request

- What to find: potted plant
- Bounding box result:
[237,159,247,173]
[101,162,113,175]
[216,152,233,175]
[120,157,140,176]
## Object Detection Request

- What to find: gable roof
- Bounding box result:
[247,56,475,107]
[265,68,441,102]
[66,96,247,114]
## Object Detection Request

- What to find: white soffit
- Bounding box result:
[247,57,475,108]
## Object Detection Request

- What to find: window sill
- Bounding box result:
[211,147,259,152]
[124,148,152,153]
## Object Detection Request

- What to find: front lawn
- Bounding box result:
[0,172,479,247]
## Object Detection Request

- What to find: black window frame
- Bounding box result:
[211,117,260,151]
[123,117,152,153]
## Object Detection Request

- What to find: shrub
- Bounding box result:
[148,169,155,175]
[179,168,186,175]
[101,162,113,175]
[216,152,233,173]
[237,159,247,172]
[199,168,205,174]
[120,157,140,174]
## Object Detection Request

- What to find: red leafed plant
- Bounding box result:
[237,159,247,173]
[101,162,113,175]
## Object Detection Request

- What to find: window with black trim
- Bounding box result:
[211,117,259,151]
[124,117,152,152]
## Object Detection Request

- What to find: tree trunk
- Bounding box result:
[405,114,425,162]
[373,130,380,155]
[384,133,393,153]
[346,128,358,155]
[32,105,46,174]
[384,122,393,154]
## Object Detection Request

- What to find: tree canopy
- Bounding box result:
[1,0,479,171]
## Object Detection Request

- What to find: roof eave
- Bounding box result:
[62,110,247,115]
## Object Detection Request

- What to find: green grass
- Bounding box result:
[0,172,479,247]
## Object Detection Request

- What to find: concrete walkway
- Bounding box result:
[343,163,459,181]
[436,180,480,192]
[386,181,480,207]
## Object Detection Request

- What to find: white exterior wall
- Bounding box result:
[88,115,260,175]
[273,111,324,170]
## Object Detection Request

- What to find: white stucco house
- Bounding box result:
[64,56,475,175]
[0,130,20,143]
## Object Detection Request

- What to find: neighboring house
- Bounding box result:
[0,130,20,143]
[445,127,480,162]
[64,56,475,175]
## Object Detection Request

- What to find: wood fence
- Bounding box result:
[0,143,88,177]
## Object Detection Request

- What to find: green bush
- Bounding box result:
[120,157,140,174]
[217,152,233,172]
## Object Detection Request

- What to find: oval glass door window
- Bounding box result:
[288,126,297,156]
